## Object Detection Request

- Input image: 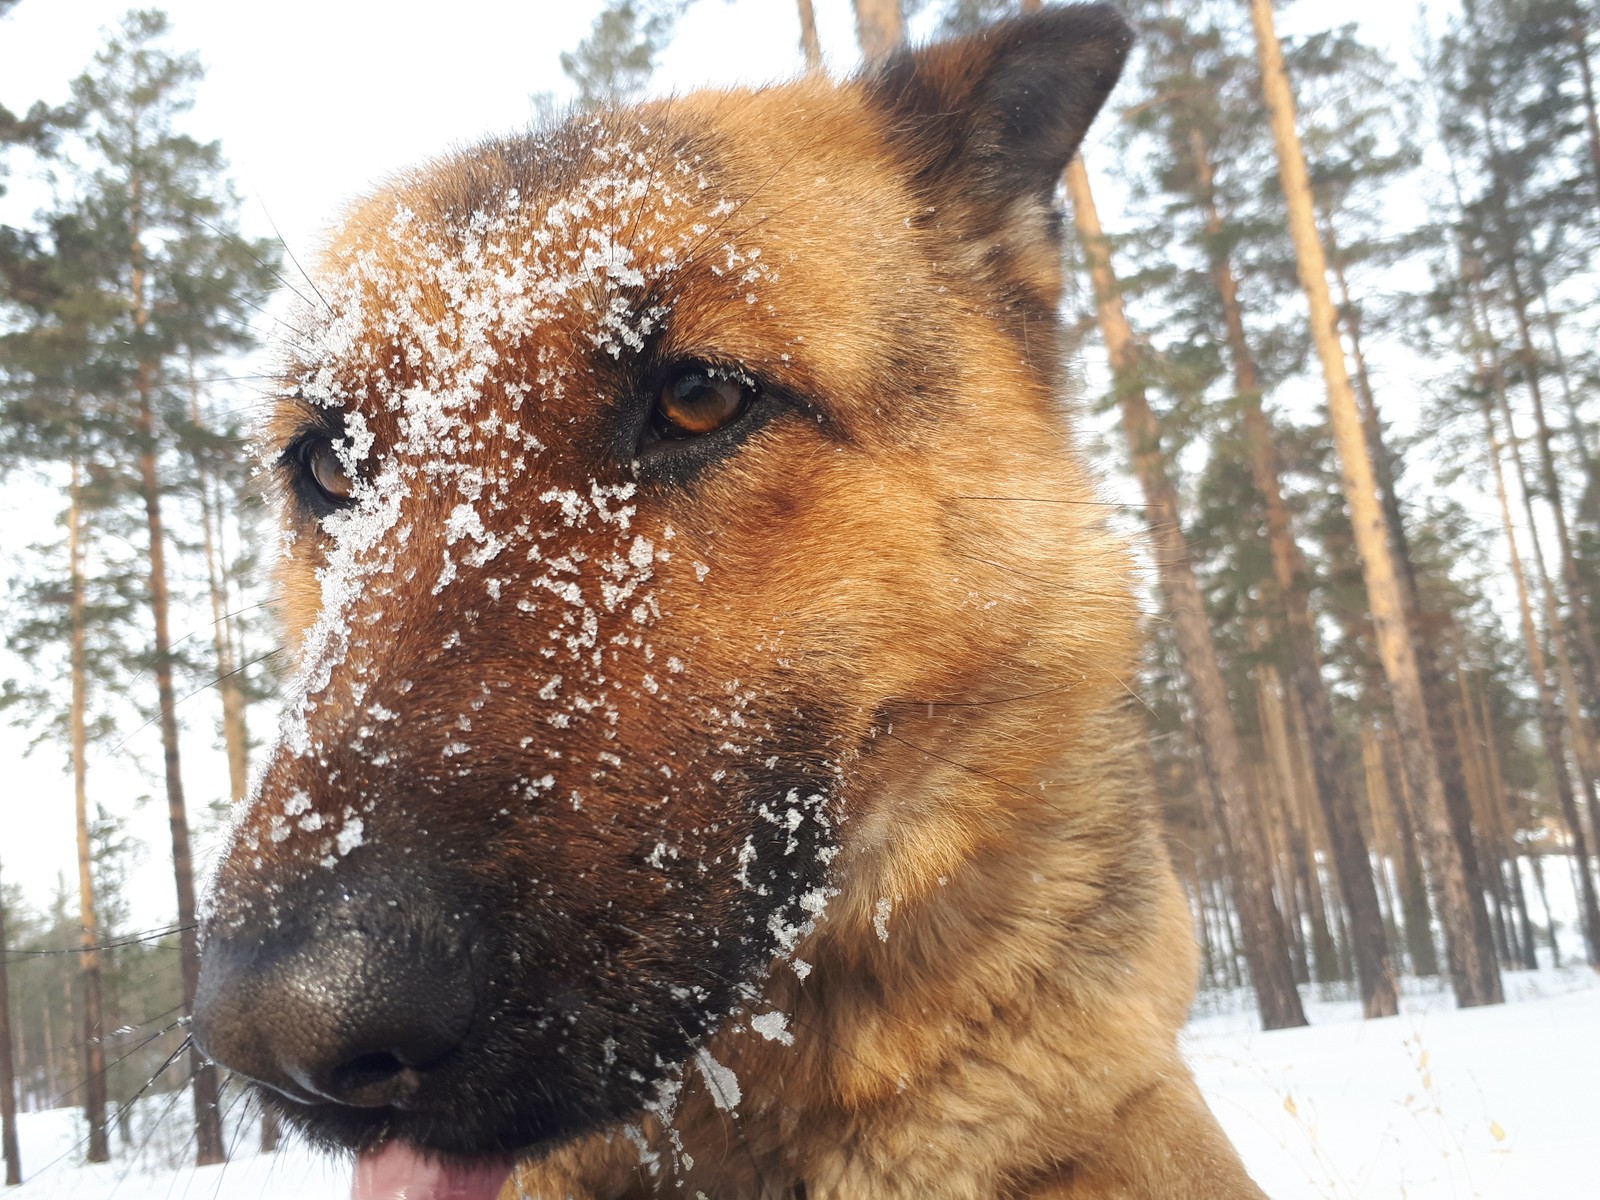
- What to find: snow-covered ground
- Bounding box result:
[1188,967,1600,1199]
[7,966,1598,1199]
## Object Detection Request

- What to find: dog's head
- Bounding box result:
[194,4,1131,1191]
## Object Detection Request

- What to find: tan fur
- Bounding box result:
[216,16,1265,1200]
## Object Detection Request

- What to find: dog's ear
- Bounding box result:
[867,3,1132,208]
[864,4,1132,301]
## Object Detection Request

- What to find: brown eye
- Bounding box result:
[303,439,354,503]
[654,366,752,439]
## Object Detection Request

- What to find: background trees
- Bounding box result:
[1,6,276,1171]
[5,0,1600,1178]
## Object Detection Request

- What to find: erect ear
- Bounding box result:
[864,4,1132,299]
[867,3,1132,207]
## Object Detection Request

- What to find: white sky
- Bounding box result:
[0,0,1451,924]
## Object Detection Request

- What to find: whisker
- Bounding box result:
[109,647,284,756]
[919,681,1082,709]
[880,729,1041,805]
[197,211,326,317]
[4,923,194,960]
[256,203,333,316]
[46,1009,189,1108]
[950,493,1154,508]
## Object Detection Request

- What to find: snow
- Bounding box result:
[1186,967,1600,1200]
[8,967,1596,1199]
[692,1047,742,1112]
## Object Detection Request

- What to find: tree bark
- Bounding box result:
[1065,156,1306,1028]
[796,0,823,72]
[0,858,22,1187]
[1451,672,1513,966]
[68,448,110,1163]
[852,0,902,64]
[1188,126,1396,1016]
[1249,0,1501,1006]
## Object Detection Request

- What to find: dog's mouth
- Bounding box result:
[352,1141,515,1200]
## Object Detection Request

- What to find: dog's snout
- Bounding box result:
[194,878,477,1111]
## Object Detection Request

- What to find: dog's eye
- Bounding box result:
[301,438,355,504]
[653,365,753,440]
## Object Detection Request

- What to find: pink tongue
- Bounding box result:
[352,1141,514,1200]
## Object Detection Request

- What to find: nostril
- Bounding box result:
[341,1051,407,1085]
[324,1051,427,1109]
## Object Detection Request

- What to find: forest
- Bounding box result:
[2,0,1599,1182]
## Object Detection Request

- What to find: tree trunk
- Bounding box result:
[1528,851,1562,966]
[1466,666,1539,969]
[1502,254,1600,701]
[1249,0,1501,1006]
[1574,13,1600,218]
[1189,126,1396,1017]
[1258,669,1320,982]
[852,0,902,64]
[1460,242,1600,867]
[68,449,110,1164]
[1476,381,1600,963]
[1529,267,1600,516]
[130,169,227,1168]
[1472,81,1600,717]
[188,373,250,809]
[1328,214,1499,986]
[1360,719,1406,955]
[0,858,22,1187]
[1065,156,1306,1028]
[796,0,823,72]
[1451,683,1513,966]
[260,1107,281,1153]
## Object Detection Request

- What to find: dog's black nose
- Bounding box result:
[194,876,477,1109]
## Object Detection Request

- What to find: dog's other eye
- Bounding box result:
[301,438,355,504]
[653,365,753,440]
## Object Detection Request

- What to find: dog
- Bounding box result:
[193,6,1267,1197]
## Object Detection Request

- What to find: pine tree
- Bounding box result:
[0,856,20,1187]
[1123,1,1396,1017]
[561,1,692,107]
[1249,0,1502,1007]
[46,10,279,1163]
[1064,156,1308,1027]
[0,188,158,1168]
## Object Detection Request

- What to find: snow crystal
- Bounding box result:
[692,1047,741,1111]
[873,897,893,942]
[749,1011,793,1046]
[335,817,364,856]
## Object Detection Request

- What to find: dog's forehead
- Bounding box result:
[273,85,935,469]
[282,114,753,447]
